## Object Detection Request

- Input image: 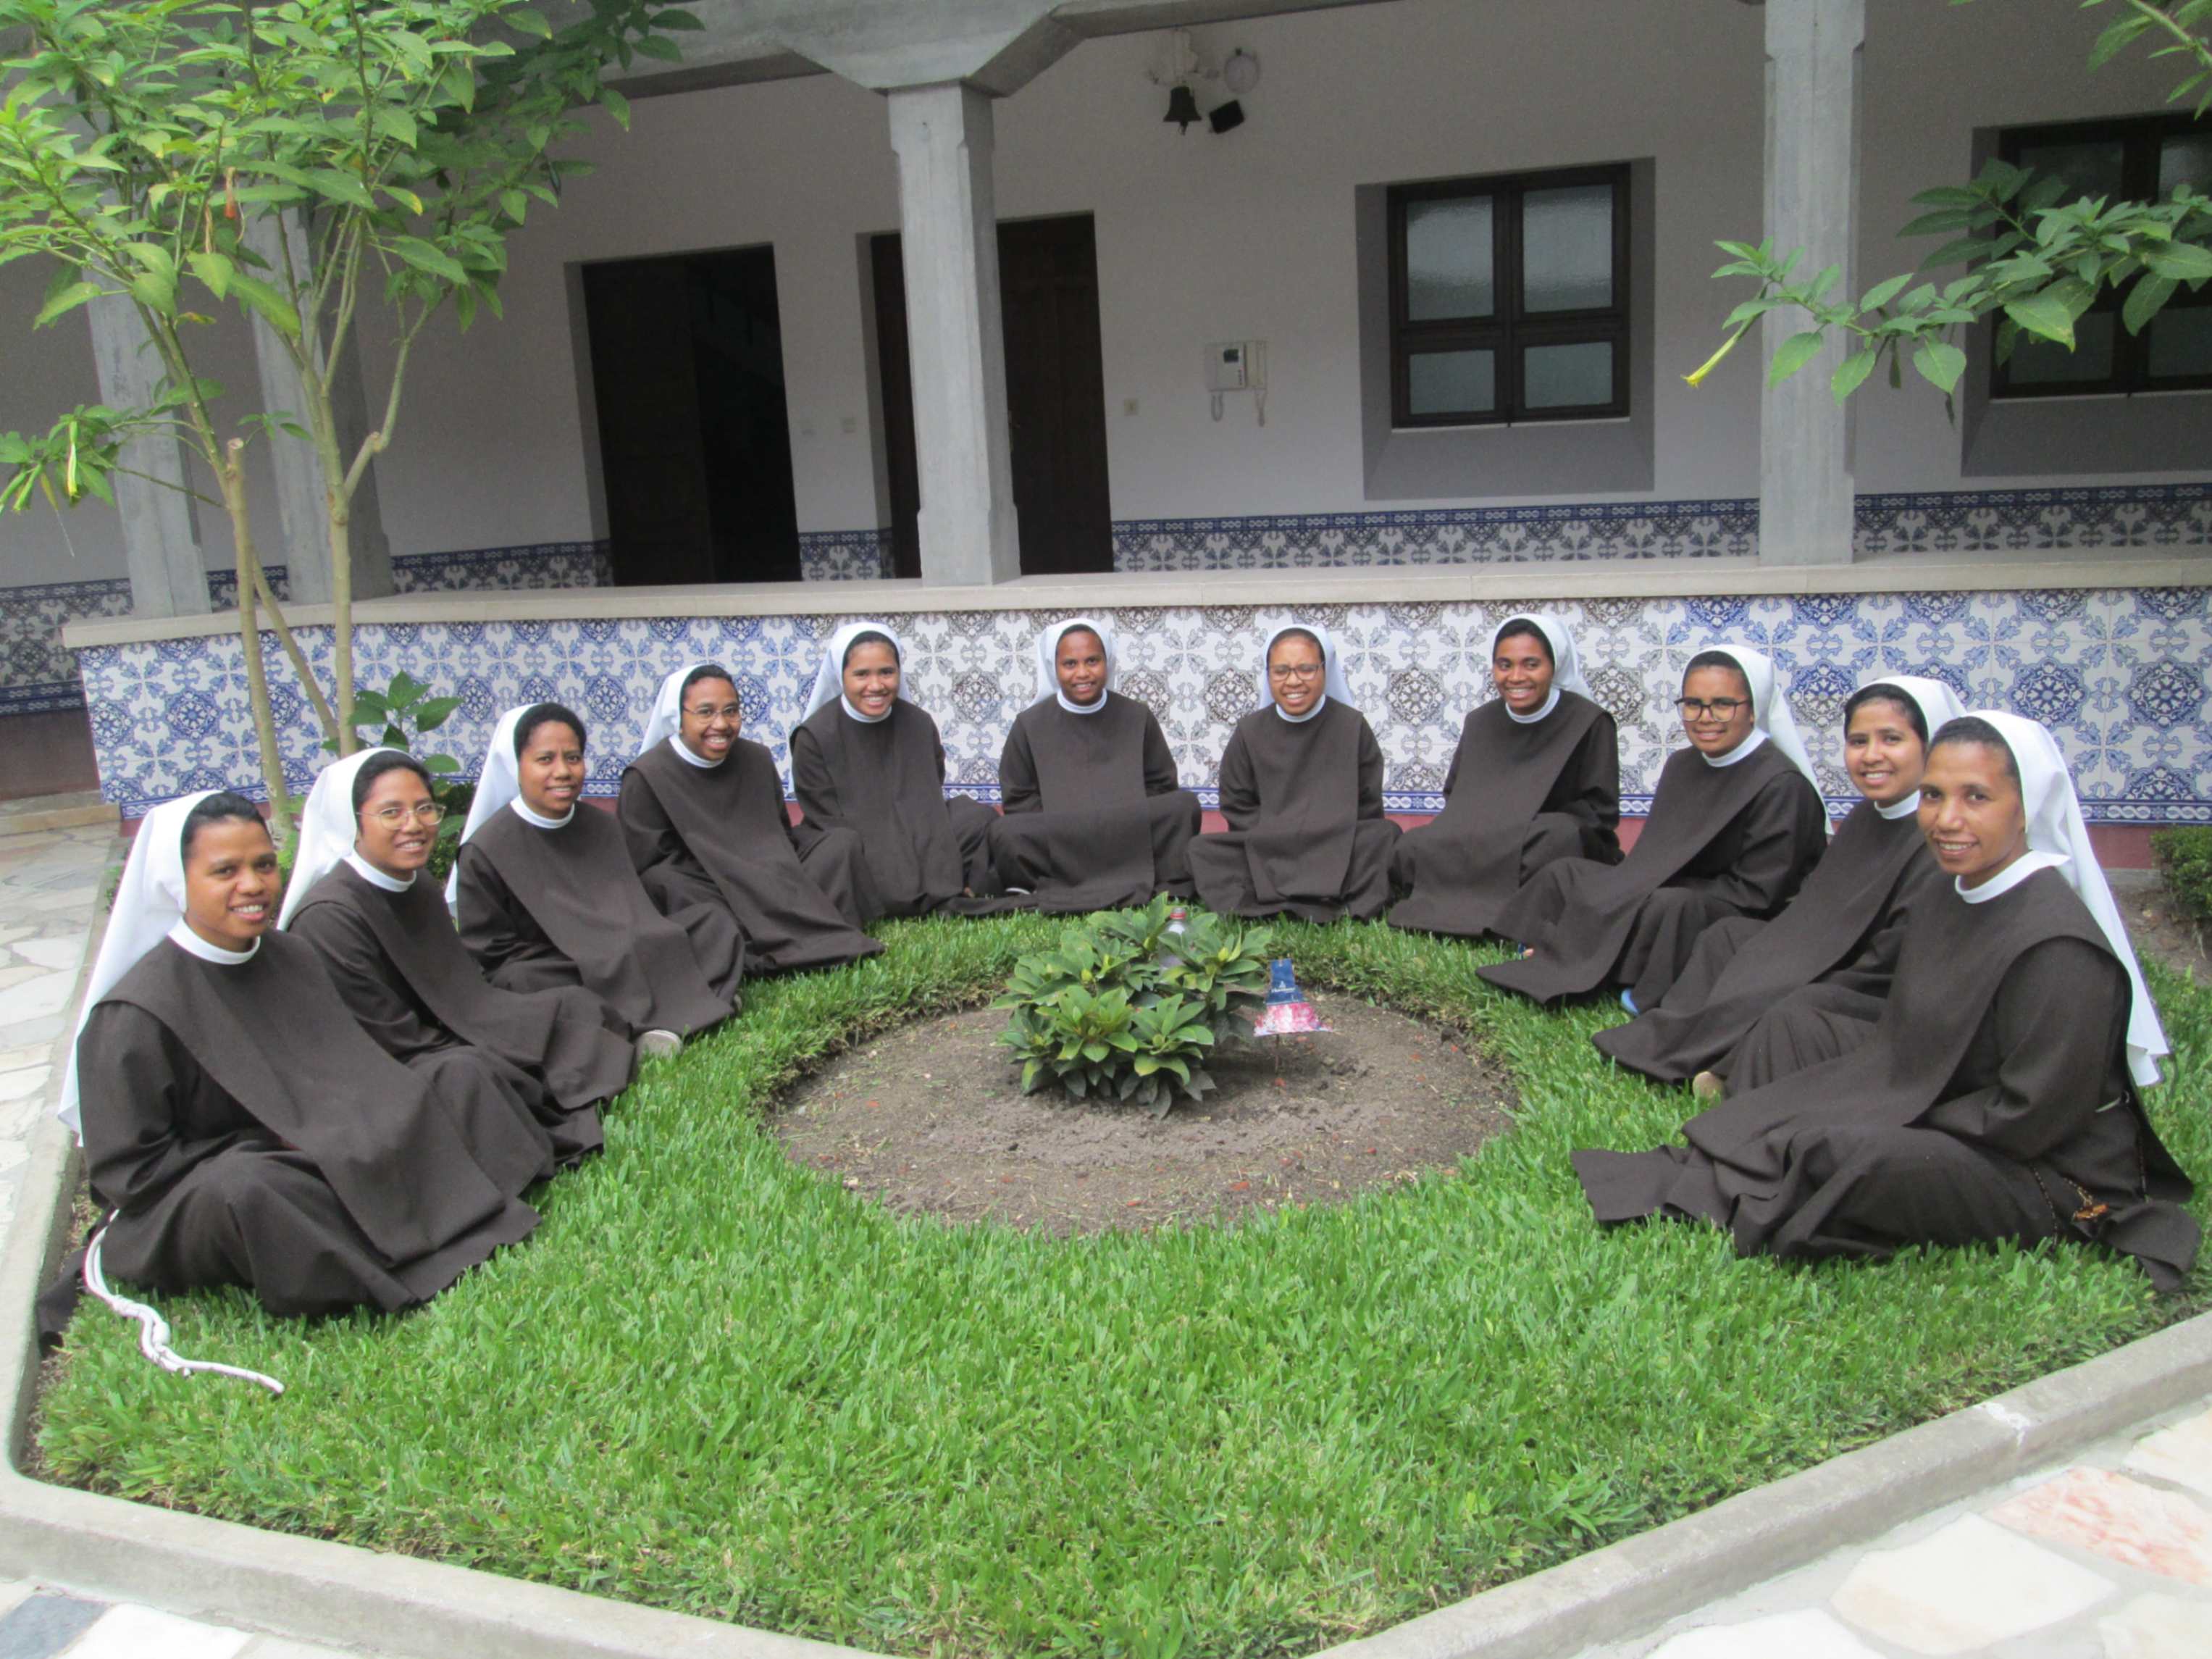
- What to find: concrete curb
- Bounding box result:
[1,861,2205,1658]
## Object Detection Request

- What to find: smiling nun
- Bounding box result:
[283,748,634,1163]
[452,703,740,1042]
[56,792,540,1318]
[1574,713,2196,1291]
[1595,675,1964,1091]
[1479,645,1827,1008]
[620,662,883,974]
[1188,622,1402,922]
[986,617,1203,913]
[788,622,1026,916]
[1388,613,1622,938]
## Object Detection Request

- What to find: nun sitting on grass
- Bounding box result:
[788,622,1028,916]
[453,703,740,1046]
[1189,622,1401,923]
[1480,645,1827,1011]
[1595,675,1963,1097]
[987,617,1202,914]
[284,748,633,1165]
[621,662,882,974]
[1574,713,2197,1290]
[1388,612,1622,940]
[58,792,542,1320]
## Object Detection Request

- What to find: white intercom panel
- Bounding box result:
[1206,340,1268,422]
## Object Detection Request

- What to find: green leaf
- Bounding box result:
[305,169,377,210]
[187,251,233,301]
[1767,330,1827,387]
[35,280,106,328]
[228,270,301,338]
[2003,291,2076,347]
[600,87,632,128]
[1911,338,1967,393]
[1910,185,1985,208]
[390,236,469,285]
[2123,273,2179,335]
[1922,236,1993,270]
[1830,344,1881,401]
[1858,272,1915,312]
[2141,240,2212,282]
[508,10,553,38]
[1900,208,1974,238]
[413,695,461,732]
[633,33,685,62]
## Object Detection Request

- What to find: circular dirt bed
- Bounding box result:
[774,990,1515,1232]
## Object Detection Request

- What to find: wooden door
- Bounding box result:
[871,213,1113,577]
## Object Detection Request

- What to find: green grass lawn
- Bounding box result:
[36,916,2211,1659]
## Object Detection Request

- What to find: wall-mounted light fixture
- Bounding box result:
[1149,31,1257,136]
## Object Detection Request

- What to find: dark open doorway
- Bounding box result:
[871,213,1113,580]
[581,245,801,585]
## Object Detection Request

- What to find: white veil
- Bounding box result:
[1978,711,2168,1089]
[1488,612,1593,701]
[277,748,397,928]
[805,622,916,719]
[1254,622,1355,714]
[57,790,217,1134]
[1035,617,1116,703]
[1695,645,1819,790]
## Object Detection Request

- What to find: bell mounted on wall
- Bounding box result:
[1163,83,1202,133]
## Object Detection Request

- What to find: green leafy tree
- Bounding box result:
[1689,0,2212,406]
[0,0,691,819]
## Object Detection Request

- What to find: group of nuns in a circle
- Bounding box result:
[52,611,2198,1353]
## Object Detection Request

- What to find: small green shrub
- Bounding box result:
[334,671,474,879]
[2155,825,2212,925]
[994,897,1273,1116]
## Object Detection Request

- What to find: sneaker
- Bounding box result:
[637,1029,683,1061]
[1619,989,1639,1015]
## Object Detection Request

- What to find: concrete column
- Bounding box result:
[84,297,209,618]
[887,83,1021,586]
[243,212,395,604]
[1760,0,1864,567]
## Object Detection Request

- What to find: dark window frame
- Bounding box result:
[1991,112,2212,400]
[1386,162,1631,427]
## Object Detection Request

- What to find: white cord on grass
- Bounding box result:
[82,1224,284,1395]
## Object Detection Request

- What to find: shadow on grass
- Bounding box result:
[34,913,2211,1659]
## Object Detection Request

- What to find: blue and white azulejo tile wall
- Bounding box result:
[73,586,2212,825]
[792,485,2212,581]
[1,541,607,716]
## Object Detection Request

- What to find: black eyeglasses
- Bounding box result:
[1675,697,1748,719]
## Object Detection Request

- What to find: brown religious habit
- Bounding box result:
[456,803,738,1035]
[789,698,1029,916]
[1573,867,2198,1290]
[1189,698,1402,923]
[622,736,883,972]
[1388,692,1620,938]
[290,859,629,1161]
[1593,798,1940,1084]
[988,693,1202,914]
[1479,740,1825,1006]
[75,932,542,1317]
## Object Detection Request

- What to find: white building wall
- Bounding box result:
[4,0,2205,589]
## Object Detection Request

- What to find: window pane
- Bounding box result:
[1521,184,1615,311]
[2148,306,2212,377]
[2159,134,2212,198]
[2014,139,2127,205]
[1407,348,1496,417]
[2006,311,2117,386]
[1523,340,1614,409]
[1404,196,1494,320]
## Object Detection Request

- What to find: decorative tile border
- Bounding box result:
[71,587,2212,824]
[3,543,607,716]
[1107,485,2212,573]
[798,528,890,582]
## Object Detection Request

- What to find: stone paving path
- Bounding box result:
[2,812,2206,1659]
[1578,1394,2212,1658]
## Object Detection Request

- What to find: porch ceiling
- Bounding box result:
[596,0,1405,99]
